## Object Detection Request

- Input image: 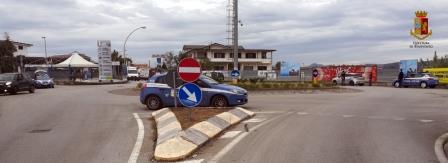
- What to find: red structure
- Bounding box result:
[317,65,377,82]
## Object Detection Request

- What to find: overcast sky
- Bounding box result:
[2,0,448,65]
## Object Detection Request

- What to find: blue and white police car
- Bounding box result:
[140,73,248,110]
[393,73,439,88]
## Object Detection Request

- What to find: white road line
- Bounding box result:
[210,112,292,162]
[419,119,434,123]
[220,131,242,139]
[253,111,283,114]
[297,112,309,115]
[128,113,145,163]
[393,117,406,121]
[176,159,204,163]
[342,115,355,118]
[243,118,265,123]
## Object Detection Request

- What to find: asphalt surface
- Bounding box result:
[1,84,448,163]
[196,87,448,163]
[0,82,154,163]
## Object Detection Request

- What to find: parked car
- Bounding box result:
[34,74,55,88]
[140,74,248,110]
[393,73,439,88]
[0,73,36,95]
[332,73,366,86]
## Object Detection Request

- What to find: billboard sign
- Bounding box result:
[280,62,301,77]
[399,60,418,77]
[97,40,113,81]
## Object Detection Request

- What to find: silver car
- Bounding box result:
[332,73,366,86]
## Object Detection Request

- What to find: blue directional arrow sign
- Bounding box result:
[178,83,202,108]
[231,70,240,78]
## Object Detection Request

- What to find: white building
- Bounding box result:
[12,41,33,57]
[182,43,276,78]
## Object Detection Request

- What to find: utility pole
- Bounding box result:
[232,0,239,84]
[42,37,48,67]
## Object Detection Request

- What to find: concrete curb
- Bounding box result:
[151,107,255,161]
[435,133,448,163]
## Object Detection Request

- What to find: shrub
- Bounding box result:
[136,82,144,89]
[273,83,281,89]
[261,83,272,89]
[249,78,259,84]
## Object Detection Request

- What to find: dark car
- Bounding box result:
[34,74,55,88]
[0,73,36,95]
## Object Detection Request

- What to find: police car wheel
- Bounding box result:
[146,95,162,110]
[420,82,427,89]
[394,82,400,88]
[212,95,228,107]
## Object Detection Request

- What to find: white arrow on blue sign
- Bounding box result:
[231,70,240,78]
[178,83,202,108]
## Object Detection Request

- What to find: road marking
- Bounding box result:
[210,112,292,162]
[220,131,242,139]
[243,118,265,123]
[419,119,434,123]
[253,111,283,114]
[297,112,309,115]
[177,159,204,163]
[128,113,145,163]
[393,117,406,121]
[342,115,355,118]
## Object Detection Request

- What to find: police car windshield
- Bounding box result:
[36,74,50,80]
[201,76,219,85]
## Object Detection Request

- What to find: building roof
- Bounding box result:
[0,40,33,47]
[183,43,275,53]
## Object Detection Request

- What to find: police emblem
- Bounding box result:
[410,11,432,40]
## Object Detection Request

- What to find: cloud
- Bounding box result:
[1,0,448,66]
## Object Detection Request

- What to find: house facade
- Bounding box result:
[182,43,276,78]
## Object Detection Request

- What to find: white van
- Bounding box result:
[127,67,139,81]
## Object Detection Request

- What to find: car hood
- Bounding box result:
[211,84,247,94]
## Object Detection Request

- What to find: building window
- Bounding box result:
[246,53,256,59]
[213,53,225,58]
[230,53,242,58]
[213,66,225,70]
[18,46,23,50]
[261,52,267,59]
[258,66,267,70]
[244,66,254,70]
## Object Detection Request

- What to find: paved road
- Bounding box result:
[0,83,154,163]
[195,87,448,163]
[2,84,448,163]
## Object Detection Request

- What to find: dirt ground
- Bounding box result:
[171,107,232,129]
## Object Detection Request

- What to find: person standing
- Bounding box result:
[398,69,404,88]
[341,70,346,86]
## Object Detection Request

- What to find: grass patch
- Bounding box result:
[170,107,232,129]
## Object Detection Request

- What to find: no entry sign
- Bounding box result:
[178,58,201,82]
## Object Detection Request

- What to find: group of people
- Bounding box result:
[69,69,92,81]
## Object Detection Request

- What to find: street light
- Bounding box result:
[41,37,48,67]
[123,26,146,67]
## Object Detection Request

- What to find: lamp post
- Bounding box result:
[123,26,146,79]
[41,37,48,67]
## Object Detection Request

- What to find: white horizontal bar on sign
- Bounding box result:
[179,67,201,73]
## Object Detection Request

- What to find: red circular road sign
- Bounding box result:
[178,58,202,82]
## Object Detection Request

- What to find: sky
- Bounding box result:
[1,0,448,66]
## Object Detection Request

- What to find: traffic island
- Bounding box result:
[151,107,255,161]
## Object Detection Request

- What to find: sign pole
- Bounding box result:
[173,70,178,108]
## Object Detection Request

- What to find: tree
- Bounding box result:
[0,33,17,73]
[274,61,282,70]
[200,57,213,70]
